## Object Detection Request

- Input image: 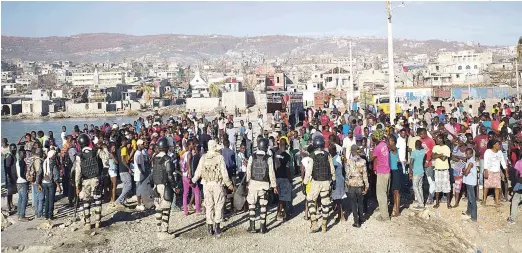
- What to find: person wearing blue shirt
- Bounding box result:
[410,140,426,209]
[389,136,401,217]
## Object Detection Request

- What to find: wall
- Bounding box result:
[66,101,107,114]
[451,87,515,100]
[21,100,51,115]
[221,92,247,110]
[186,97,220,112]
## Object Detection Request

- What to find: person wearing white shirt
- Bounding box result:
[397,130,408,174]
[342,131,355,160]
[245,122,254,157]
[16,149,29,221]
[60,126,67,146]
[483,140,507,205]
[257,114,264,134]
[133,140,146,211]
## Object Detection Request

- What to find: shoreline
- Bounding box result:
[1,111,132,121]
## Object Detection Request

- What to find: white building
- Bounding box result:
[423,50,493,86]
[1,71,15,83]
[190,68,210,98]
[1,83,17,95]
[32,89,51,101]
[72,68,124,86]
[15,78,32,86]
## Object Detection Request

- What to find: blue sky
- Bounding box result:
[1,1,521,46]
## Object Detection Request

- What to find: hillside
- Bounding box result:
[1,33,484,63]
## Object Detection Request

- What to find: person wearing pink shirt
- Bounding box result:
[371,129,390,221]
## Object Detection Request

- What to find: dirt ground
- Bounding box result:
[2,177,521,253]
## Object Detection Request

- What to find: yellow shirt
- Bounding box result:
[121,147,128,162]
[131,139,137,151]
[432,145,450,170]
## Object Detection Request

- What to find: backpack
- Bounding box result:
[26,157,42,183]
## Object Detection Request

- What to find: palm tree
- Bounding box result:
[517,36,522,62]
[209,83,219,97]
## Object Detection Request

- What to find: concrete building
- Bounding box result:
[1,83,18,96]
[190,68,210,98]
[72,68,124,86]
[322,67,351,90]
[15,78,32,86]
[1,100,22,116]
[65,101,107,114]
[1,71,15,83]
[22,100,52,115]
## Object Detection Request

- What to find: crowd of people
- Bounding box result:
[2,98,522,238]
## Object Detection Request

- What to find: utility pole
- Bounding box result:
[515,59,520,103]
[386,1,405,123]
[349,41,353,111]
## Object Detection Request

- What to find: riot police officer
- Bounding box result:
[74,134,103,229]
[303,135,336,233]
[245,138,277,234]
[150,138,179,238]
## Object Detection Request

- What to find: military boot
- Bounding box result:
[309,221,320,233]
[260,219,267,234]
[215,223,222,238]
[207,224,214,235]
[247,220,256,233]
[321,220,327,233]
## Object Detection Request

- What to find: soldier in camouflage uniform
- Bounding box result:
[74,134,103,230]
[192,140,234,238]
[151,138,179,238]
[303,136,336,233]
[245,138,277,234]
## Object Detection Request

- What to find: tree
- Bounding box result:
[517,36,522,62]
[209,83,219,97]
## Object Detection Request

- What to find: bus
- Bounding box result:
[373,95,404,115]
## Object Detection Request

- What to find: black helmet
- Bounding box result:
[157,138,169,150]
[78,134,90,148]
[257,138,269,152]
[312,135,325,150]
[9,143,17,152]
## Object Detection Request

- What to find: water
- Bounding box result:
[1,116,140,147]
[1,116,139,186]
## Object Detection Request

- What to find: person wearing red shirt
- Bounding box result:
[322,126,331,148]
[473,125,489,188]
[504,104,512,117]
[419,128,436,203]
[320,112,329,127]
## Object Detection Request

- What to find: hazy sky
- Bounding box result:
[2,1,521,46]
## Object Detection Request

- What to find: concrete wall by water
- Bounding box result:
[221,92,247,110]
[66,102,107,114]
[186,97,220,112]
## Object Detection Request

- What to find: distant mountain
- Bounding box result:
[1,33,486,63]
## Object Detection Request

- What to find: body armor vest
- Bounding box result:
[311,151,331,181]
[79,150,101,180]
[152,156,168,185]
[251,154,269,182]
[201,156,222,182]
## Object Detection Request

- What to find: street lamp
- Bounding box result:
[386,1,405,123]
